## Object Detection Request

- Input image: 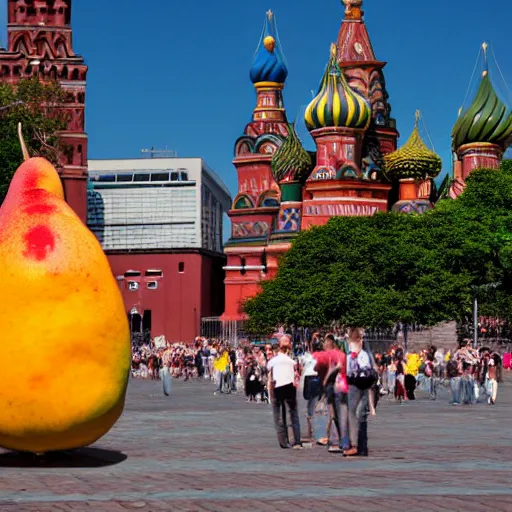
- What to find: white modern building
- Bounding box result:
[87,158,231,252]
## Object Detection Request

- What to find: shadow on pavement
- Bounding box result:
[0,447,127,468]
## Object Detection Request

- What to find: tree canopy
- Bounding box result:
[0,78,67,199]
[244,162,512,333]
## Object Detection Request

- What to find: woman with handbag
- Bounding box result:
[345,327,377,457]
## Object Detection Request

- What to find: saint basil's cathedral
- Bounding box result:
[221,0,512,322]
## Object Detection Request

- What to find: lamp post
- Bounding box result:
[471,281,501,348]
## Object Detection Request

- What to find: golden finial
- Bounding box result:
[330,42,337,59]
[414,110,421,127]
[266,9,273,20]
[343,0,363,19]
[482,41,489,75]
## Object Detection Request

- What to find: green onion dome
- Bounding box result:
[452,71,512,151]
[271,122,313,183]
[384,111,442,180]
[305,43,371,132]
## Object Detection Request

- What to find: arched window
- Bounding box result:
[71,68,79,80]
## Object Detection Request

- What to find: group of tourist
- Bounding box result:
[373,340,503,406]
[132,331,506,454]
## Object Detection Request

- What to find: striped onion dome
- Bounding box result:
[271,122,313,183]
[452,71,512,151]
[384,111,442,180]
[305,43,371,132]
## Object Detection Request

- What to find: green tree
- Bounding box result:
[0,78,68,199]
[245,161,512,333]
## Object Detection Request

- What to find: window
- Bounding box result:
[134,173,150,182]
[77,145,82,154]
[145,269,163,277]
[180,171,188,181]
[98,174,115,182]
[146,281,158,290]
[127,281,139,291]
[178,262,185,273]
[124,270,141,277]
[117,173,133,182]
[151,172,169,181]
[170,172,179,181]
[240,257,246,275]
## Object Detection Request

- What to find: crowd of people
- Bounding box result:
[373,340,503,405]
[131,333,507,454]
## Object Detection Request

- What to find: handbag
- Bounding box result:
[335,372,348,394]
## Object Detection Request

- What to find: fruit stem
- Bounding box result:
[18,122,29,161]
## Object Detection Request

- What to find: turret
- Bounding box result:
[223,11,292,321]
[385,111,442,214]
[452,43,512,181]
[301,43,390,229]
[305,43,371,180]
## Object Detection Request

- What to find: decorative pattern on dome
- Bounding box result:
[271,123,313,183]
[452,72,512,151]
[384,111,442,180]
[249,10,288,85]
[304,43,371,131]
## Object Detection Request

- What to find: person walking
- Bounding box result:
[323,334,347,453]
[267,336,302,449]
[345,327,375,457]
[300,339,324,443]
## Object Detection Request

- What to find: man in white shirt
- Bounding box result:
[267,336,302,449]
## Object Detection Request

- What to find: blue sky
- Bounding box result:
[1,0,511,199]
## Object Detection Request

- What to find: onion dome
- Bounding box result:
[271,122,313,183]
[250,10,288,85]
[304,43,371,131]
[384,111,442,180]
[452,71,512,151]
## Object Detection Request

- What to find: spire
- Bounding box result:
[452,45,512,151]
[304,43,371,131]
[250,10,288,86]
[384,111,442,180]
[337,0,376,63]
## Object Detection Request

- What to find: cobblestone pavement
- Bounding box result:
[1,376,512,511]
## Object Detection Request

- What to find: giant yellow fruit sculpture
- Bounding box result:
[0,125,130,453]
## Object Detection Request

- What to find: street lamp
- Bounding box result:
[471,281,501,348]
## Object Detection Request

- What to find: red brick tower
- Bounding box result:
[0,0,88,221]
[337,0,399,165]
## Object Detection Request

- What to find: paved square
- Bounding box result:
[0,377,511,511]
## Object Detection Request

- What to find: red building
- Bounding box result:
[0,0,88,222]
